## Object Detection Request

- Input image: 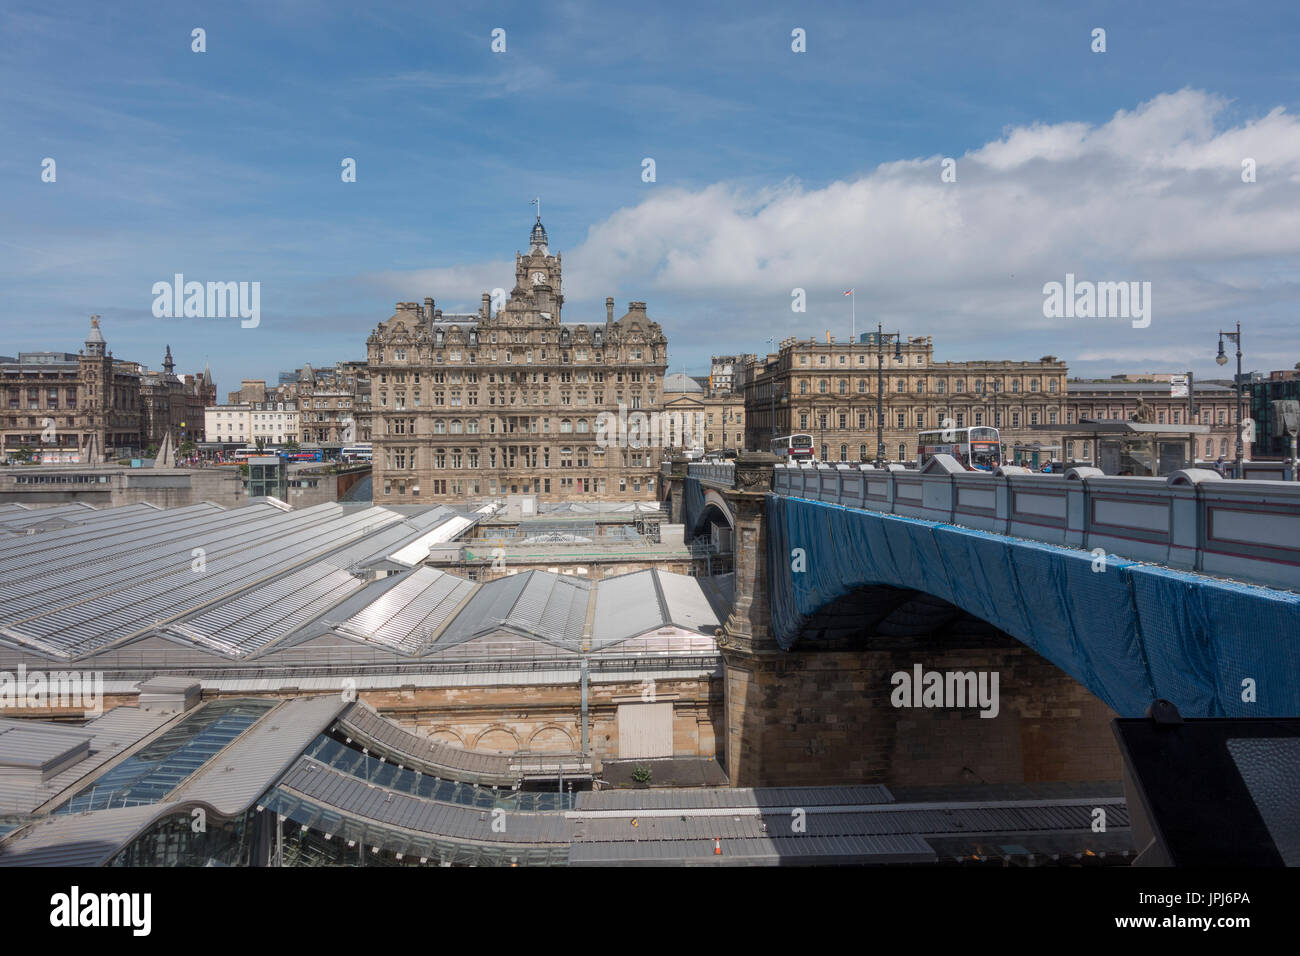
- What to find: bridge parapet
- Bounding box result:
[774,462,1300,590]
[686,461,736,488]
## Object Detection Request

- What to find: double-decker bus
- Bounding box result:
[771,434,815,461]
[917,426,1001,471]
[341,443,372,462]
[281,449,323,462]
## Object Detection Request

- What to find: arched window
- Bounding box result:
[433,419,447,434]
[937,379,946,394]
[858,380,866,393]
[576,418,589,433]
[859,444,867,460]
[839,444,847,461]
[898,442,907,460]
[819,380,828,394]
[449,419,463,434]
[1220,438,1228,456]
[838,380,847,394]
[896,379,905,393]
[561,419,573,433]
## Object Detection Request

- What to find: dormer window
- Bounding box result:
[434,330,445,347]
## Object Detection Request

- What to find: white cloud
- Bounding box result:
[366,89,1300,374]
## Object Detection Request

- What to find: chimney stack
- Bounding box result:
[605,297,614,322]
[481,292,491,318]
[424,297,434,319]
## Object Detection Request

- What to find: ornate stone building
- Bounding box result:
[366,217,669,502]
[1,317,144,462]
[139,345,213,448]
[744,334,1068,463]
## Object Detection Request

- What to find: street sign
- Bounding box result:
[1170,375,1189,398]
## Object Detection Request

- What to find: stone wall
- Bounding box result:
[359,676,722,766]
[723,640,1121,787]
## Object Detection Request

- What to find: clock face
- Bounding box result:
[530,271,547,286]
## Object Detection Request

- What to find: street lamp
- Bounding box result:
[978,375,1003,462]
[874,322,902,466]
[1216,322,1245,467]
[768,382,787,447]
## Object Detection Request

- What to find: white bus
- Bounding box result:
[341,443,373,462]
[771,433,815,462]
[917,426,1001,471]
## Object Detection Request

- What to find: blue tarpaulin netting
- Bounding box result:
[683,476,706,536]
[766,494,1300,718]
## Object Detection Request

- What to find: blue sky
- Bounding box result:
[2,0,1298,395]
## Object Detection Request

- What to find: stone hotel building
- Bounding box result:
[367,218,669,503]
[744,333,1068,463]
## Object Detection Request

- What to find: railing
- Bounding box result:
[16,638,722,682]
[773,461,1300,591]
[687,462,736,486]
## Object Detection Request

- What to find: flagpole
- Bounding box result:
[851,291,856,344]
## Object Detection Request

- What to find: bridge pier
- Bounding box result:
[715,454,1121,788]
[660,455,688,525]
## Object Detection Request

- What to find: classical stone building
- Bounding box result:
[366,217,669,503]
[1,317,144,461]
[662,372,746,453]
[744,334,1068,462]
[1065,380,1246,462]
[205,404,252,446]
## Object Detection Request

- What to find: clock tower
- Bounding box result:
[511,207,563,323]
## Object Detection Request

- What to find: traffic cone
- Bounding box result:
[714,837,721,855]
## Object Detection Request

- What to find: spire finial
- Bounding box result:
[530,196,541,222]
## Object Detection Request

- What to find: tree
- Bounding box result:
[144,444,159,459]
[254,436,266,452]
[179,440,196,457]
[14,444,33,463]
[283,439,300,452]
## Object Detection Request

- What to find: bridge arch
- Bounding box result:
[682,476,736,539]
[765,494,1300,718]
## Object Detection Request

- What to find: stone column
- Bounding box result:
[717,452,782,785]
[666,455,689,525]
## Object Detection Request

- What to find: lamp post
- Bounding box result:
[768,382,787,447]
[1216,322,1245,468]
[874,322,902,466]
[980,374,1002,463]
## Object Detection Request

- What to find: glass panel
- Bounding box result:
[53,699,275,814]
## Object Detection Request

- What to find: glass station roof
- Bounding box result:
[51,699,275,814]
